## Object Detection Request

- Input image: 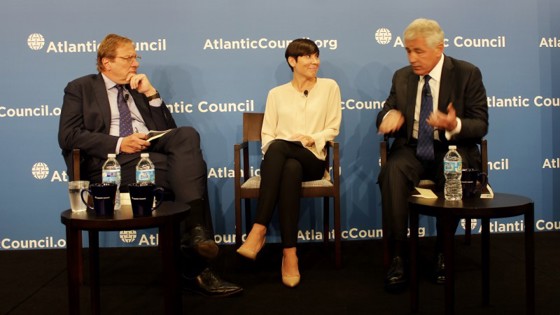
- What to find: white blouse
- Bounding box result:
[261,78,342,160]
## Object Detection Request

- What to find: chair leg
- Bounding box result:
[334,195,342,269]
[77,232,83,285]
[235,198,243,247]
[323,197,329,247]
[243,199,252,241]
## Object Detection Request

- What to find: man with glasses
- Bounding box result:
[58,33,243,297]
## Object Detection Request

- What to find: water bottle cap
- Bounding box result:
[448,145,457,150]
[140,153,150,158]
[107,153,116,158]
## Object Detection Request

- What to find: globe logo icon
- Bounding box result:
[31,162,49,180]
[120,230,137,243]
[375,28,392,45]
[28,33,45,51]
[460,218,478,231]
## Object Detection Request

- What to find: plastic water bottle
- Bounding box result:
[102,153,121,209]
[136,153,155,184]
[444,145,462,201]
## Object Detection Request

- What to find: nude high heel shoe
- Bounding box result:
[236,236,266,260]
[281,257,300,288]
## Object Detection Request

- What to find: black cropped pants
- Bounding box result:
[254,140,325,248]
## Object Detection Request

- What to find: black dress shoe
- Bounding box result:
[434,253,446,285]
[187,226,219,260]
[183,268,243,297]
[384,256,407,293]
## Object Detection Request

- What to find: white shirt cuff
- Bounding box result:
[445,117,462,140]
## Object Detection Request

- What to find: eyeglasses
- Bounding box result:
[116,55,142,64]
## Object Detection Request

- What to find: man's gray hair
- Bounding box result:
[404,18,445,48]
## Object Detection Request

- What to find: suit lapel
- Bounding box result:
[437,56,455,142]
[406,71,419,139]
[439,56,454,112]
[93,74,112,132]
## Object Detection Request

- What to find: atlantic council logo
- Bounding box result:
[461,218,478,231]
[26,33,166,54]
[375,28,392,45]
[120,230,137,243]
[31,162,50,180]
[28,33,45,50]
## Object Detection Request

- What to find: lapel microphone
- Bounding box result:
[123,84,131,101]
[304,90,309,97]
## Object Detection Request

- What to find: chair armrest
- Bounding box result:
[72,149,81,181]
[481,138,488,174]
[380,140,387,167]
[233,141,248,154]
[326,141,340,183]
[379,133,395,167]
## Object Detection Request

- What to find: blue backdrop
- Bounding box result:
[1,0,559,250]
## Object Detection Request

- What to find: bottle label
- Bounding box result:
[102,170,120,184]
[136,169,155,183]
[444,161,462,173]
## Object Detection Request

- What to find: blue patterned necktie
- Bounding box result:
[116,85,133,137]
[416,75,434,161]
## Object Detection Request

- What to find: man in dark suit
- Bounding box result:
[377,19,488,292]
[58,33,242,297]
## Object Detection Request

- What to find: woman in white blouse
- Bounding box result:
[237,38,342,287]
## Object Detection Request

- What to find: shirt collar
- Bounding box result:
[101,73,119,91]
[424,53,445,83]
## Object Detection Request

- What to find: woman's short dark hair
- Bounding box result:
[285,38,320,72]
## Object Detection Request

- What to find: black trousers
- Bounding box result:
[379,141,476,256]
[254,140,325,248]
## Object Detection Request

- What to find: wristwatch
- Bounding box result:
[146,91,160,101]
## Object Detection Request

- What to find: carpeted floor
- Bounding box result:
[1,232,559,314]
